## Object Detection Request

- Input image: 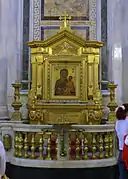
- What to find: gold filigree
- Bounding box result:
[107,82,118,123]
[27,89,36,107]
[3,134,12,150]
[11,81,22,121]
[47,112,82,124]
[52,41,77,55]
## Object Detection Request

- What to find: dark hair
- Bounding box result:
[116,106,126,120]
[123,103,128,113]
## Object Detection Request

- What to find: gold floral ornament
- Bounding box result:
[59,12,71,30]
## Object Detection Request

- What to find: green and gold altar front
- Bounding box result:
[1,15,118,170]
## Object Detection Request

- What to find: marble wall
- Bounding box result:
[0,0,23,118]
[121,0,128,103]
[41,26,89,40]
[43,0,89,17]
[35,0,97,41]
[22,0,30,90]
[101,0,108,90]
[107,0,125,104]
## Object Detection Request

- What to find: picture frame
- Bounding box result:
[48,58,82,100]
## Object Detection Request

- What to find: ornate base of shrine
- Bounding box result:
[0,122,118,179]
[6,162,118,179]
[29,102,103,125]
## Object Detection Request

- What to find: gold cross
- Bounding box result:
[59,12,71,29]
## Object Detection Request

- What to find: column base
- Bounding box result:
[0,105,8,118]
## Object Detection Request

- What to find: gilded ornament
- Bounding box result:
[99,134,104,159]
[24,133,29,158]
[38,133,44,159]
[46,132,51,160]
[83,132,88,160]
[109,133,113,157]
[88,111,95,125]
[3,134,12,151]
[104,134,109,158]
[27,89,36,107]
[75,132,80,160]
[29,110,36,121]
[14,132,19,157]
[26,13,104,125]
[18,133,23,157]
[59,12,71,30]
[92,133,97,159]
[107,82,118,123]
[11,81,22,121]
[31,133,35,159]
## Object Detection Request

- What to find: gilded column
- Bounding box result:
[37,55,43,87]
[93,53,99,91]
[82,57,87,100]
[93,52,102,104]
[36,55,43,98]
[87,54,94,99]
[31,55,37,89]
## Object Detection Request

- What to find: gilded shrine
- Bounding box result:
[27,14,104,125]
[0,14,119,176]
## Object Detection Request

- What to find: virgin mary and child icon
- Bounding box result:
[55,69,76,96]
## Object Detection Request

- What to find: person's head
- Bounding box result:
[123,103,128,116]
[116,105,126,120]
[69,76,72,81]
[60,69,68,79]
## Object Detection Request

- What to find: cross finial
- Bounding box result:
[59,12,71,29]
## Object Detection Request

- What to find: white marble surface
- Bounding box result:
[96,0,101,41]
[0,122,115,132]
[107,0,123,105]
[0,0,8,117]
[9,156,117,168]
[121,0,128,103]
[0,0,23,118]
[107,0,128,105]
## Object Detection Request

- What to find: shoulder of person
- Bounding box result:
[0,141,4,149]
[115,120,125,130]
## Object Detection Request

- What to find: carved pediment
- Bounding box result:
[28,29,103,49]
[52,41,78,55]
